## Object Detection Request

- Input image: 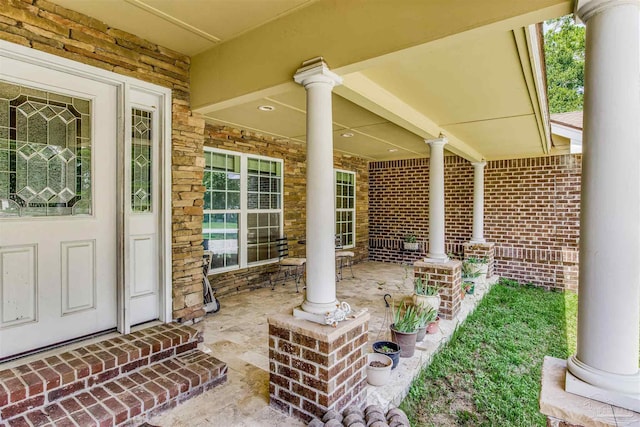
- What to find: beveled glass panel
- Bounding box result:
[0,81,91,217]
[131,108,152,213]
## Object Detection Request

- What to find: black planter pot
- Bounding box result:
[372,341,401,369]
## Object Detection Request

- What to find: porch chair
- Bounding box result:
[270,236,306,292]
[335,234,355,281]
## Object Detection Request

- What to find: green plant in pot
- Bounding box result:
[461,259,481,284]
[390,302,419,358]
[403,234,419,251]
[372,341,401,369]
[412,276,441,314]
[464,256,488,280]
[415,305,437,342]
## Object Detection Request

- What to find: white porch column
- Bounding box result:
[425,137,449,262]
[566,0,640,409]
[293,58,342,316]
[470,161,486,244]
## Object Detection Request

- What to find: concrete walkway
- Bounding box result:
[149,261,495,426]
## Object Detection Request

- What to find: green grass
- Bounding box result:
[400,281,578,427]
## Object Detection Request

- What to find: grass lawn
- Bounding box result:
[400,281,578,427]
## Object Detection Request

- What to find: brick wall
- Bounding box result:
[369,154,582,291]
[203,125,369,296]
[0,0,206,320]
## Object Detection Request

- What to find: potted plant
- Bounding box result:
[426,316,441,334]
[415,305,437,342]
[465,256,488,280]
[461,259,481,284]
[366,353,393,386]
[463,281,475,295]
[390,303,419,358]
[403,234,419,251]
[412,276,441,313]
[372,341,401,369]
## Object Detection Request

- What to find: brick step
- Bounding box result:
[0,323,200,421]
[3,349,227,427]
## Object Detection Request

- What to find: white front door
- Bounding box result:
[0,57,118,358]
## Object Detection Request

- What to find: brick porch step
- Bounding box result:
[0,324,227,426]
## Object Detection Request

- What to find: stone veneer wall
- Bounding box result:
[369,154,582,291]
[204,125,370,296]
[0,0,206,321]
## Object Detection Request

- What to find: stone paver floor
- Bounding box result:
[149,261,494,426]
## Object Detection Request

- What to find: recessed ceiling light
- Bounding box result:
[341,132,354,138]
[257,105,275,111]
[388,148,398,152]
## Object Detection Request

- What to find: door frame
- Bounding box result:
[0,40,173,334]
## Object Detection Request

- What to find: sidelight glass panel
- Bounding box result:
[0,80,91,217]
[131,108,152,213]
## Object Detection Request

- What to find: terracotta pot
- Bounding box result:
[390,324,418,358]
[366,353,393,386]
[426,317,440,334]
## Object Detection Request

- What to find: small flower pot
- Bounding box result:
[390,324,418,358]
[366,353,393,386]
[403,241,419,251]
[464,282,475,295]
[426,317,440,334]
[416,325,427,342]
[372,341,401,369]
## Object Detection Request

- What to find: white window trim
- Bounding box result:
[204,147,284,274]
[335,168,356,249]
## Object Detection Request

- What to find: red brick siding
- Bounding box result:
[369,154,582,290]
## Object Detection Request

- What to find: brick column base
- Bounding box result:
[414,260,462,320]
[463,242,495,278]
[268,313,370,423]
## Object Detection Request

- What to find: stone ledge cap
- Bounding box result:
[268,312,370,342]
[414,259,461,269]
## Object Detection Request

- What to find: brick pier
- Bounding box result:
[268,313,370,423]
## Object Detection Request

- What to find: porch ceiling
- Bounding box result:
[51,0,573,162]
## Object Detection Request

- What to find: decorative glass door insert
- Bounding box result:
[131,108,152,213]
[0,81,91,217]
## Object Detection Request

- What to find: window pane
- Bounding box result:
[212,191,225,209]
[131,108,152,213]
[1,81,92,217]
[227,191,240,209]
[228,172,240,191]
[335,171,355,247]
[212,172,226,190]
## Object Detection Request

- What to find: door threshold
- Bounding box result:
[0,320,163,369]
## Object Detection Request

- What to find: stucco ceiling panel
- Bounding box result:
[442,115,543,159]
[361,31,534,126]
[205,99,308,138]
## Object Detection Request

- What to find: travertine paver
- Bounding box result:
[150,261,494,426]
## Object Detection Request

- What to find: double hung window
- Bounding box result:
[203,148,283,272]
[335,170,355,248]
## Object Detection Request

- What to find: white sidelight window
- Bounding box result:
[335,169,355,248]
[203,148,283,272]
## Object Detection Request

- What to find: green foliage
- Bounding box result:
[400,284,578,426]
[393,303,420,333]
[414,277,440,296]
[461,260,481,279]
[404,234,417,243]
[544,15,585,113]
[416,306,437,327]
